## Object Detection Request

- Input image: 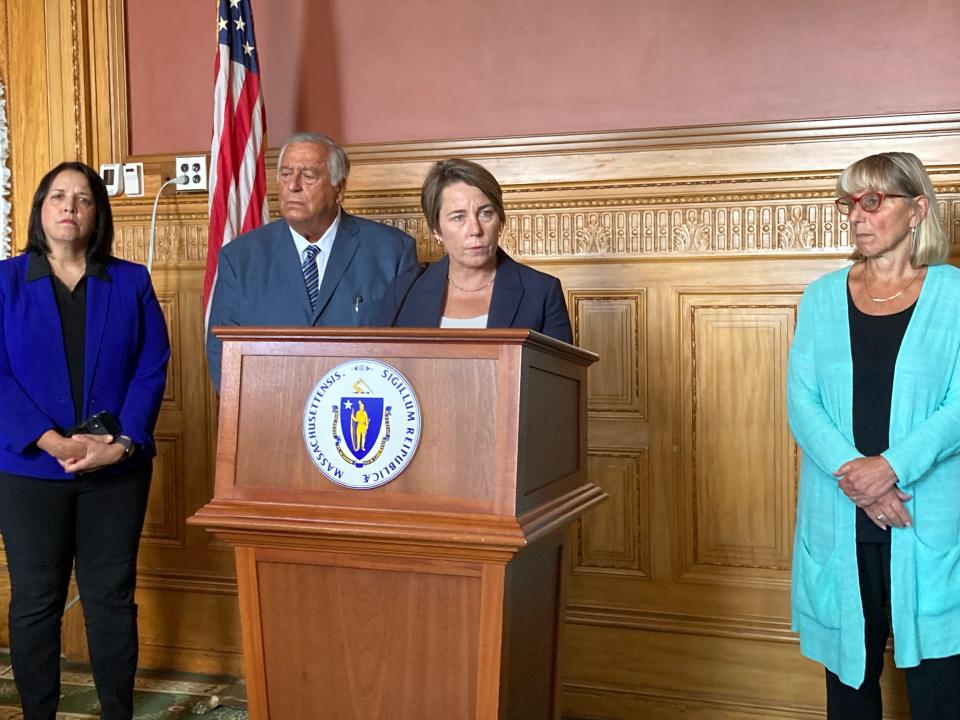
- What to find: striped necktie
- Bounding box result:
[302,244,321,311]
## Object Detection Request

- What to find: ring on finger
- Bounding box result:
[877,512,886,522]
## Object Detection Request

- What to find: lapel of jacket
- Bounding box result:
[24,256,72,391]
[313,211,361,322]
[83,265,113,407]
[407,256,449,326]
[487,250,523,328]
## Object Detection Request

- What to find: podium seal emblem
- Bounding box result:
[302,359,422,489]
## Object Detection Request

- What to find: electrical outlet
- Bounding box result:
[175,155,208,192]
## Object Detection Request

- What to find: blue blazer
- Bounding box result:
[378,250,573,343]
[206,212,418,389]
[0,253,170,480]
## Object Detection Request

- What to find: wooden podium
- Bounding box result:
[191,328,603,720]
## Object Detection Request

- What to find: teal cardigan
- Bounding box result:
[788,262,960,688]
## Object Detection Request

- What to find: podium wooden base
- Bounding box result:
[191,329,602,720]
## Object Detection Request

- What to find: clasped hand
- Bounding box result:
[834,455,912,529]
[38,429,125,474]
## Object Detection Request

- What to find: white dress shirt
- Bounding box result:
[440,314,488,329]
[289,208,341,288]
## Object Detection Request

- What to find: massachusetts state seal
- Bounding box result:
[302,360,422,489]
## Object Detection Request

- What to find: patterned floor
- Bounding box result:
[0,659,247,719]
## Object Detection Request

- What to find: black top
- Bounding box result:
[27,253,109,424]
[847,283,916,543]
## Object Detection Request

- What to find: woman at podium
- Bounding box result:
[378,158,572,342]
[0,162,170,719]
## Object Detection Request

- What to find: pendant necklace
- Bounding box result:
[448,274,494,293]
[865,268,920,303]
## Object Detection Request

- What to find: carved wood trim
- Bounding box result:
[0,0,7,87]
[106,180,960,266]
[43,0,85,161]
[68,0,82,157]
[100,0,128,163]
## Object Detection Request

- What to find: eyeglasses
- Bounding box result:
[835,191,908,215]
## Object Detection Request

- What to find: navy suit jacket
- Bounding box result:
[206,212,417,389]
[378,250,573,343]
[0,253,170,480]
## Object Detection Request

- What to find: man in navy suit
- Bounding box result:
[205,132,418,389]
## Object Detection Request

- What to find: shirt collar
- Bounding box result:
[288,208,341,260]
[26,252,111,282]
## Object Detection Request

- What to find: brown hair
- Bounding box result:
[420,158,505,235]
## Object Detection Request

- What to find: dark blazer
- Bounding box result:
[378,249,573,343]
[0,253,170,480]
[206,211,417,389]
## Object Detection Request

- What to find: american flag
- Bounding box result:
[204,0,269,327]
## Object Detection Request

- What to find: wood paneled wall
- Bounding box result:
[2,1,959,717]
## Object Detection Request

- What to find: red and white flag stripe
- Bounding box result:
[203,0,268,330]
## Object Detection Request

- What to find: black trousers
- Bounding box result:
[826,542,960,720]
[0,465,151,720]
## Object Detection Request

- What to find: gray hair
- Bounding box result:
[277,132,351,187]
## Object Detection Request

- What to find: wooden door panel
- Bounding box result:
[679,294,797,583]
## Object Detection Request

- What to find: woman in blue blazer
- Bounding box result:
[378,158,572,343]
[0,162,170,719]
[788,152,960,719]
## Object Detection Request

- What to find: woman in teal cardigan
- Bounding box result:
[788,152,960,719]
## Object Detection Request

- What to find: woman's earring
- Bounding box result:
[434,234,443,246]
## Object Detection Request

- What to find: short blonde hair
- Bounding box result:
[837,152,947,266]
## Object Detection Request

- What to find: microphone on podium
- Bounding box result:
[389,262,430,326]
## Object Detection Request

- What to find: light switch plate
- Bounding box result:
[122,162,144,197]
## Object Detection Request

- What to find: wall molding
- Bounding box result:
[127,112,960,193]
[137,570,238,596]
[129,111,960,169]
[110,175,960,266]
[566,603,795,644]
[103,108,960,266]
[563,681,824,720]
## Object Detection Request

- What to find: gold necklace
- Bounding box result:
[864,268,920,303]
[447,274,494,293]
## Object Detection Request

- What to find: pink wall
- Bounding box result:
[126,0,960,154]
